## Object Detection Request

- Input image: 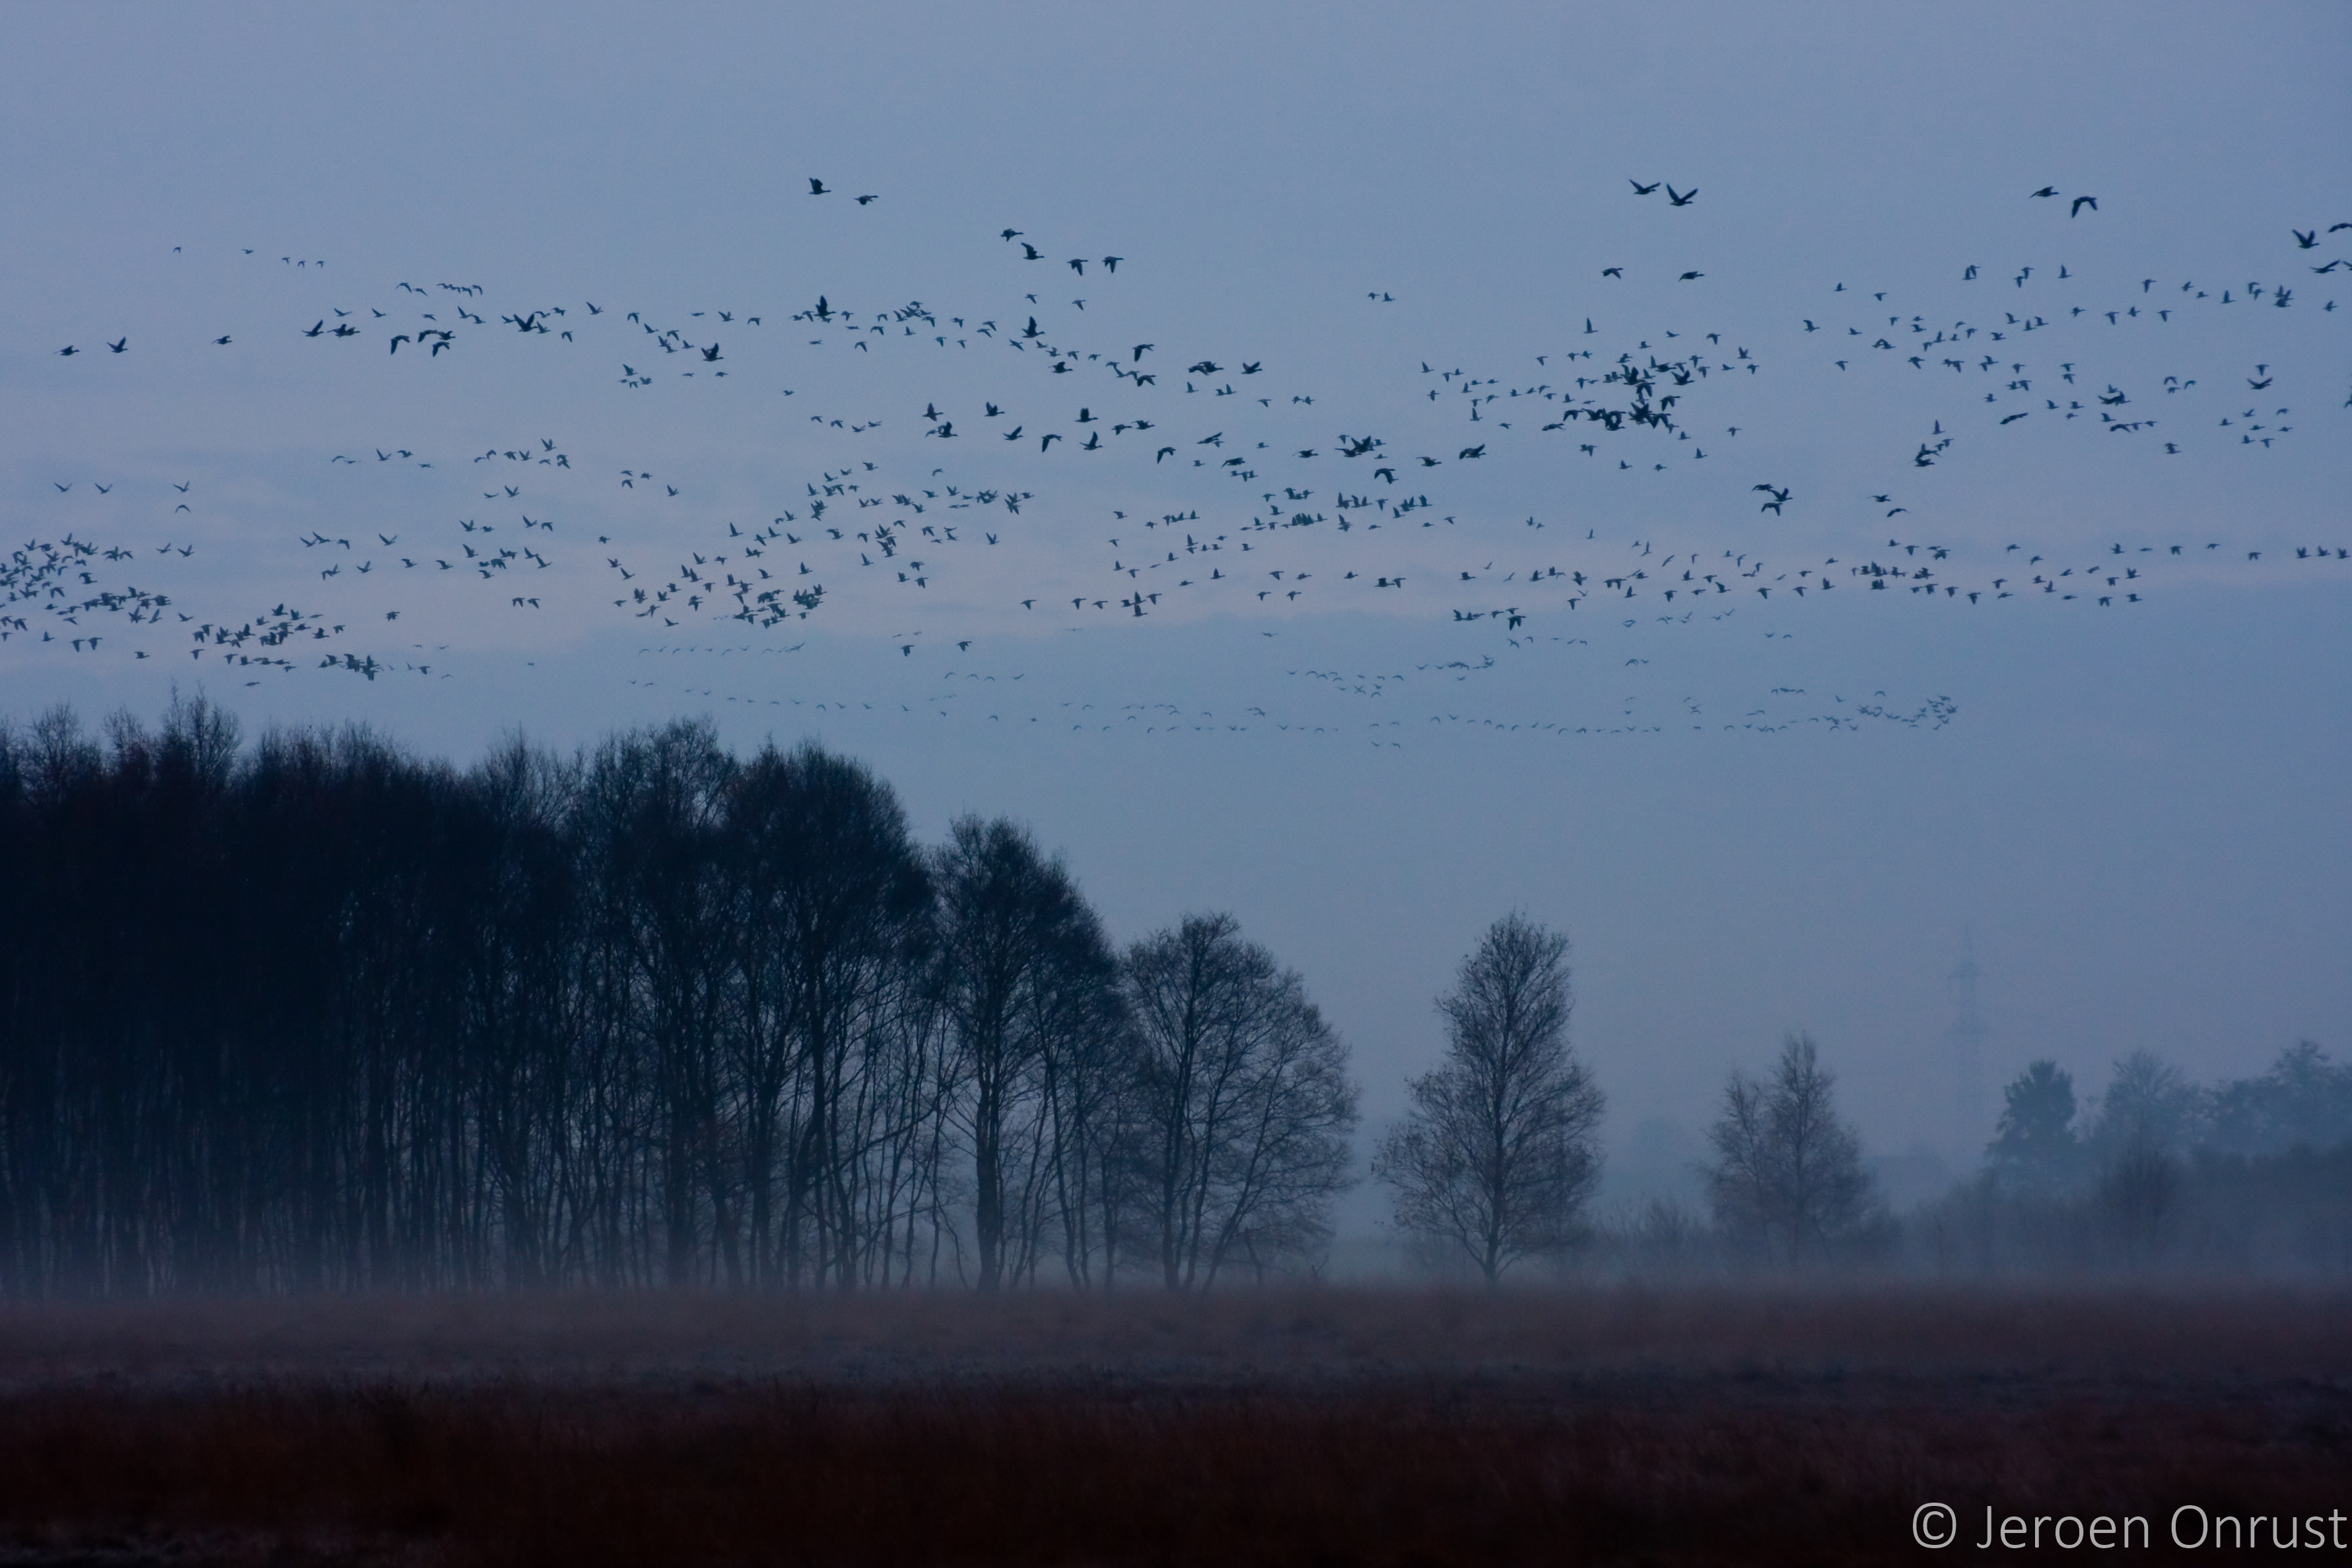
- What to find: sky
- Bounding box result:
[5,2,2348,1211]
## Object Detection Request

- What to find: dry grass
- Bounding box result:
[0,1286,2344,1566]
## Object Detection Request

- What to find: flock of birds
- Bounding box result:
[11,179,2347,740]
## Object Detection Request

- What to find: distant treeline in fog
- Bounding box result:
[1918,1042,2352,1276]
[3,699,2345,1296]
[1595,1043,2352,1281]
[0,698,1356,1295]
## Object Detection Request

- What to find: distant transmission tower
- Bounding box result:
[1943,928,1991,1155]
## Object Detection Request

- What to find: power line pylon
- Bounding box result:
[1944,927,1990,1155]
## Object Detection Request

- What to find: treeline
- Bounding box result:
[8,699,2341,1296]
[1592,1042,2352,1281]
[0,698,1355,1296]
[1920,1043,2352,1276]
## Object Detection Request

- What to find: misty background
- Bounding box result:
[4,3,2347,1250]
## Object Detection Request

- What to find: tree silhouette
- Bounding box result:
[1374,914,1603,1285]
[1124,914,1357,1289]
[1985,1060,2082,1198]
[0,703,1355,1295]
[932,816,1119,1290]
[723,739,932,1289]
[2207,1041,2352,1156]
[1704,1032,1880,1267]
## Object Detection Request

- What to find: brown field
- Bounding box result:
[0,1286,2345,1567]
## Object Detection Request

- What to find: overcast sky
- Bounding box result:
[6,3,2347,1198]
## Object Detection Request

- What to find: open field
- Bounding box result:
[1,1287,2345,1566]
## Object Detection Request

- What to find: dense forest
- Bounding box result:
[0,697,1354,1295]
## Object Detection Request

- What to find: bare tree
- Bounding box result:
[1124,914,1356,1290]
[1704,1032,1880,1267]
[1037,990,1140,1289]
[1373,913,1603,1285]
[931,816,1118,1291]
[727,740,932,1291]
